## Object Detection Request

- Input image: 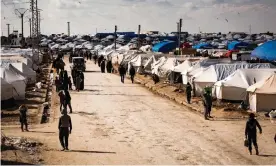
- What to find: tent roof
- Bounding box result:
[251,40,276,61]
[194,63,274,83]
[227,41,249,50]
[215,69,276,88]
[247,73,276,94]
[0,64,26,83]
[152,41,176,53]
[192,43,213,49]
[173,60,192,73]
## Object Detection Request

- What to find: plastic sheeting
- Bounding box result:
[251,40,276,61]
[0,64,27,100]
[1,78,13,100]
[11,62,36,84]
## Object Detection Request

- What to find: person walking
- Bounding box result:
[64,90,73,113]
[68,76,73,90]
[202,88,212,120]
[186,82,192,104]
[63,70,69,91]
[129,65,136,83]
[245,113,262,155]
[100,59,106,73]
[55,76,60,92]
[106,60,112,73]
[119,65,126,83]
[75,73,82,92]
[58,90,66,112]
[58,109,72,151]
[19,105,29,132]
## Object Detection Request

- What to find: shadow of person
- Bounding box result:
[258,154,276,157]
[68,150,116,154]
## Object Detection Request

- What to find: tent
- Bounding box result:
[11,62,36,84]
[1,78,13,100]
[251,40,276,61]
[227,41,249,50]
[193,63,274,96]
[215,69,276,101]
[152,41,177,53]
[0,64,27,100]
[192,43,213,49]
[127,54,152,73]
[151,57,179,77]
[247,73,276,112]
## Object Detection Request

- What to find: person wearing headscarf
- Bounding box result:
[106,60,112,73]
[118,64,126,83]
[63,70,69,91]
[19,105,29,132]
[186,82,192,104]
[64,90,73,113]
[58,109,72,151]
[245,113,262,155]
[202,87,212,120]
[129,65,136,84]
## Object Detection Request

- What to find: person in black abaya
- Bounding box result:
[98,55,104,67]
[79,71,84,90]
[100,59,106,73]
[106,60,112,73]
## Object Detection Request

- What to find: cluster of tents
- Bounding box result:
[1,48,40,108]
[93,39,276,112]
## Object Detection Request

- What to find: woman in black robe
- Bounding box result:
[100,60,106,73]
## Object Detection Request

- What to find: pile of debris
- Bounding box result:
[1,133,43,155]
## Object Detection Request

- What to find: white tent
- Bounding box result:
[215,69,276,101]
[139,45,152,52]
[0,64,27,100]
[173,60,192,73]
[151,57,179,77]
[1,78,13,101]
[247,73,276,112]
[193,63,274,96]
[11,62,36,84]
[127,54,152,73]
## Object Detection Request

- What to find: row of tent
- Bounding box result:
[104,48,275,112]
[1,48,40,105]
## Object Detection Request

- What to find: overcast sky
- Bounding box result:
[1,0,276,36]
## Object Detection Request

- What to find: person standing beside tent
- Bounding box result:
[19,105,29,132]
[186,82,192,104]
[58,109,72,151]
[100,59,106,73]
[119,64,126,83]
[202,88,212,120]
[245,113,262,155]
[129,65,136,84]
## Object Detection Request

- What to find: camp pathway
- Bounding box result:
[2,57,276,165]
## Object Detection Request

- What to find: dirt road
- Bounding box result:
[2,58,276,165]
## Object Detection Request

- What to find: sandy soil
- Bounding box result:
[2,58,276,165]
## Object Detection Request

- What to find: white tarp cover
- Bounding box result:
[215,69,276,101]
[173,60,192,73]
[1,78,13,100]
[151,56,167,75]
[11,62,36,84]
[0,64,27,100]
[193,63,274,96]
[247,73,276,112]
[127,54,152,73]
[152,57,180,77]
[139,45,152,52]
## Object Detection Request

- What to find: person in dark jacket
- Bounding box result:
[58,109,72,151]
[71,67,77,85]
[59,90,66,111]
[186,82,192,104]
[55,76,60,92]
[89,52,92,60]
[202,88,212,120]
[152,74,160,84]
[118,65,126,83]
[245,113,262,155]
[100,59,106,73]
[106,60,112,73]
[19,105,29,132]
[64,90,73,113]
[129,65,136,83]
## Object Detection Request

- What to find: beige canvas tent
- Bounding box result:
[247,73,276,112]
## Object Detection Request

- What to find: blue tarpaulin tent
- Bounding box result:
[192,43,213,49]
[251,40,276,61]
[227,41,249,50]
[152,41,177,53]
